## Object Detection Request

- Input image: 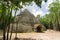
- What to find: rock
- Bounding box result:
[34,24,46,32]
[10,9,38,33]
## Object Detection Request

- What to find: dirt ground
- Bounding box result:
[0,30,60,40]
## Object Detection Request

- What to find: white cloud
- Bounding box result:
[26,0,54,17]
[21,0,53,17]
[12,0,53,17]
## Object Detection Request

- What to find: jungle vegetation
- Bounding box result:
[0,0,47,40]
[37,0,60,31]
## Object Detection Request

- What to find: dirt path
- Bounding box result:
[0,30,60,40]
[10,30,60,40]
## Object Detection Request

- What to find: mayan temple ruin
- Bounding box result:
[10,9,46,33]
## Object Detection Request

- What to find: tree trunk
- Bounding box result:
[2,1,6,40]
[9,23,14,40]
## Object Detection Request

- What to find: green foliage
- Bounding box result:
[1,0,47,8]
[0,0,48,29]
[37,0,60,30]
[37,14,49,29]
[0,0,48,40]
[48,0,60,30]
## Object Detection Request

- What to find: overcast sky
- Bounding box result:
[12,0,54,17]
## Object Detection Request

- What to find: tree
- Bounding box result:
[37,0,60,31]
[37,14,49,29]
[0,0,48,40]
[49,0,60,31]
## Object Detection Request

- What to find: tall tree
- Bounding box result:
[0,0,48,40]
[49,0,60,31]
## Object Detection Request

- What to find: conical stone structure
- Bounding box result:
[11,9,38,33]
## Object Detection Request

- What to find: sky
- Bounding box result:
[25,0,53,17]
[12,0,54,17]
